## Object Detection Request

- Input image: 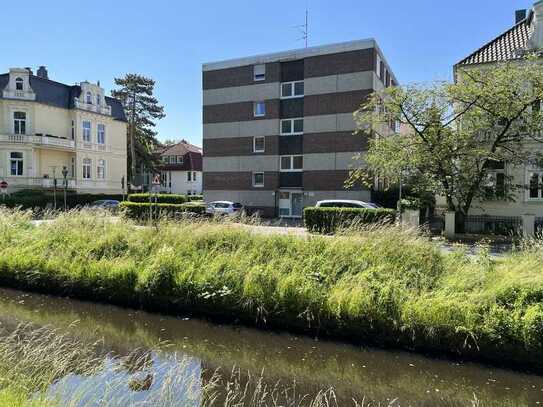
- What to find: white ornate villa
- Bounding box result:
[0,66,127,194]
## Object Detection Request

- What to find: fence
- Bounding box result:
[463,215,522,236]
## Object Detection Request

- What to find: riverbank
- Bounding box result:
[0,209,542,370]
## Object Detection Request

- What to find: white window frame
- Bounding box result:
[97,159,106,179]
[280,118,304,135]
[15,77,23,91]
[254,64,266,81]
[13,111,26,135]
[82,158,92,179]
[253,136,265,153]
[176,155,183,164]
[527,159,543,200]
[97,123,105,144]
[86,91,92,104]
[252,172,264,188]
[254,101,266,117]
[82,121,91,142]
[280,155,303,172]
[9,151,24,176]
[280,81,304,99]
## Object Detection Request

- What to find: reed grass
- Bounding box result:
[0,208,542,370]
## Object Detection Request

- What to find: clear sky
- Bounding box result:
[1,0,533,146]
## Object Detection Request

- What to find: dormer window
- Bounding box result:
[86,91,92,104]
[15,78,23,91]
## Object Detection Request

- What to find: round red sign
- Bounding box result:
[0,181,7,189]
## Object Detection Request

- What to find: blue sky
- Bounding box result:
[1,0,532,146]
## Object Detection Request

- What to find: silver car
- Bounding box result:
[206,201,244,216]
[315,199,382,209]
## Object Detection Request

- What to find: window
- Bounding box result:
[281,81,304,99]
[254,64,266,81]
[253,172,264,187]
[527,159,543,199]
[254,101,266,117]
[253,136,265,153]
[280,118,304,135]
[82,121,91,142]
[193,172,197,181]
[187,172,192,182]
[13,112,26,135]
[71,120,75,140]
[86,92,92,104]
[97,124,105,144]
[97,159,106,179]
[15,77,23,91]
[83,158,92,179]
[376,55,382,78]
[176,155,183,164]
[71,157,75,177]
[483,160,506,199]
[9,152,23,176]
[280,155,303,172]
[96,95,101,106]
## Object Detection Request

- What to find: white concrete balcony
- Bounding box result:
[74,99,112,116]
[2,89,36,100]
[0,134,75,150]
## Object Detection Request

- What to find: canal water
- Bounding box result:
[0,287,542,406]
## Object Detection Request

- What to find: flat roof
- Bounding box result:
[203,38,377,71]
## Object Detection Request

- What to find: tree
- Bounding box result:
[350,55,543,217]
[111,74,165,183]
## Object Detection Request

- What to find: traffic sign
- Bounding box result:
[152,174,161,185]
[0,180,7,196]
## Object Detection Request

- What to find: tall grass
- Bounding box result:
[0,208,542,369]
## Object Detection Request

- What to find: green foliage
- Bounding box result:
[128,193,187,204]
[304,207,396,234]
[352,55,543,215]
[1,190,124,210]
[0,209,543,369]
[187,195,203,202]
[120,201,205,219]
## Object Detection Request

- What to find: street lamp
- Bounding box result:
[52,166,57,210]
[62,166,68,211]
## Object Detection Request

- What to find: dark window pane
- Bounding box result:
[496,173,505,198]
[281,83,292,97]
[294,82,304,96]
[293,119,303,133]
[281,120,292,134]
[530,174,539,198]
[293,156,303,169]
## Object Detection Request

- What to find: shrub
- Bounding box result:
[187,195,203,202]
[304,207,396,234]
[0,190,124,210]
[128,193,187,204]
[120,201,205,219]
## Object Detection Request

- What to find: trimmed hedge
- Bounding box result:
[304,207,396,234]
[1,190,124,210]
[120,201,205,219]
[187,195,203,202]
[127,193,188,204]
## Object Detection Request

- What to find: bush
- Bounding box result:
[0,190,124,210]
[187,195,203,202]
[127,193,187,204]
[304,207,396,234]
[120,201,205,219]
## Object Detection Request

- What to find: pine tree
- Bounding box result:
[111,74,165,184]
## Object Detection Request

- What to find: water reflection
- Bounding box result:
[1,288,542,406]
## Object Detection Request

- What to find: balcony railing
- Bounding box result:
[74,99,112,116]
[4,177,77,189]
[0,134,75,149]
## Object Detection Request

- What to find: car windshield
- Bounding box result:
[233,203,243,209]
[214,203,230,208]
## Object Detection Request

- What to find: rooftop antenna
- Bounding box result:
[294,8,309,47]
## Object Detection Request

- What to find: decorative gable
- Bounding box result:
[2,68,36,100]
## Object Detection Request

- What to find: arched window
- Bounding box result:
[15,77,23,91]
[86,91,92,104]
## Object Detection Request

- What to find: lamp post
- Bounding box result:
[121,176,125,201]
[62,166,68,211]
[52,166,57,210]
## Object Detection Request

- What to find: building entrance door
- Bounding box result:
[278,191,303,218]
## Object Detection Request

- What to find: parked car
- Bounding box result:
[315,199,382,209]
[89,200,120,211]
[206,201,244,216]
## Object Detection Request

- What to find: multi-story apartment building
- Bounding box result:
[0,66,127,194]
[202,39,397,217]
[154,140,203,195]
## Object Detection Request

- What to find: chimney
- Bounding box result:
[24,67,33,75]
[516,9,527,24]
[37,66,48,79]
[529,1,543,49]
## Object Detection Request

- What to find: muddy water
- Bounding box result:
[0,288,542,406]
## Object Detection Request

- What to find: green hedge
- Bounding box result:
[304,207,396,234]
[120,201,205,219]
[187,195,203,202]
[0,190,124,210]
[127,193,188,204]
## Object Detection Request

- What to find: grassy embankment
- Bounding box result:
[0,209,542,371]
